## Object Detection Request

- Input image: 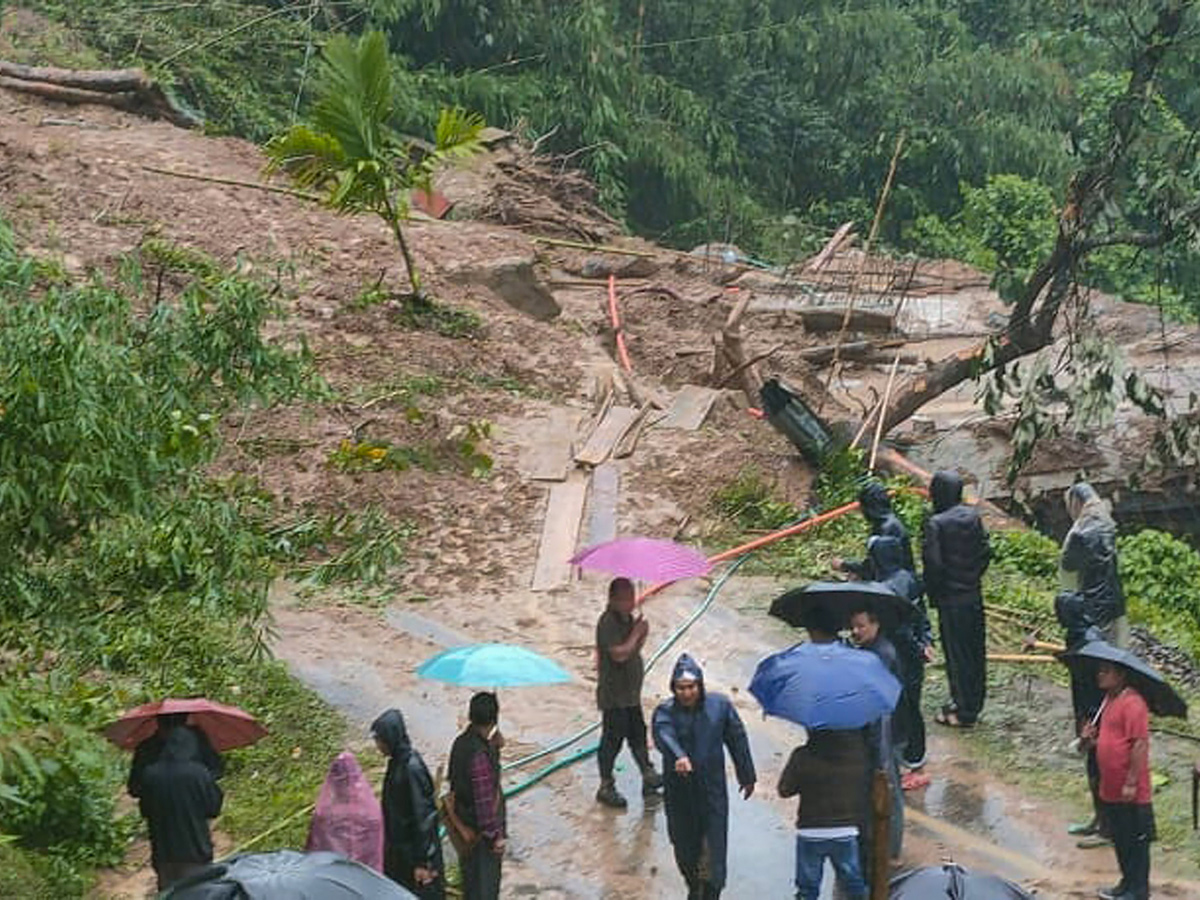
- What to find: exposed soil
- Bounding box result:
[4,48,1200,899]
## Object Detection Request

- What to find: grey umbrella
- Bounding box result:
[770,580,914,630]
[889,863,1034,899]
[163,851,416,900]
[1058,639,1188,718]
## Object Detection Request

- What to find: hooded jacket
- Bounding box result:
[371,709,443,882]
[869,535,933,657]
[922,471,991,605]
[843,482,915,578]
[652,654,756,891]
[137,727,223,866]
[1060,483,1125,627]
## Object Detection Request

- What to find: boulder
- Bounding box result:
[448,255,561,321]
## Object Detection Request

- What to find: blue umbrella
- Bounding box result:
[749,641,901,730]
[416,643,572,688]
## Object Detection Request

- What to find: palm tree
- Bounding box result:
[264,31,482,301]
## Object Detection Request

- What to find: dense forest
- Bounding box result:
[17,0,1200,313]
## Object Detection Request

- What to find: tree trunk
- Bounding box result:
[383,194,425,302]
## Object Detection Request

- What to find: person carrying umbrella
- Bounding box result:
[127,712,223,799]
[446,692,506,900]
[923,470,991,727]
[1083,658,1156,900]
[372,710,445,897]
[137,726,224,891]
[652,654,756,900]
[595,576,663,809]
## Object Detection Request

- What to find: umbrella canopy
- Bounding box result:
[164,850,414,899]
[570,537,711,583]
[749,641,901,730]
[1058,640,1188,718]
[770,581,914,631]
[103,697,267,752]
[417,643,572,688]
[889,863,1035,899]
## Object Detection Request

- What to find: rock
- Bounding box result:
[574,255,660,280]
[447,255,561,321]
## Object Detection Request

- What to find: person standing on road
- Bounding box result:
[923,470,991,728]
[833,481,916,578]
[1061,482,1129,648]
[137,727,224,891]
[447,692,506,900]
[652,653,756,900]
[372,709,445,897]
[595,576,663,809]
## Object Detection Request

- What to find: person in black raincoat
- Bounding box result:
[868,535,934,771]
[923,470,990,727]
[1061,482,1128,648]
[371,709,445,899]
[137,727,223,891]
[652,654,756,900]
[127,713,223,800]
[834,481,915,578]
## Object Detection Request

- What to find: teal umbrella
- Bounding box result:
[417,643,572,688]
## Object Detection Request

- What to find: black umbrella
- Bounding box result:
[770,581,914,631]
[889,863,1035,899]
[1057,640,1188,719]
[163,851,415,900]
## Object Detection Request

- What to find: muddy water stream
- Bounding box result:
[270,571,1158,899]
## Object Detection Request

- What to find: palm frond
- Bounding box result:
[433,107,486,160]
[262,126,347,191]
[311,31,396,163]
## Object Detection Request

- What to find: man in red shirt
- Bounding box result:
[1086,661,1155,900]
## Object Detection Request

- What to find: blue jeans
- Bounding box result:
[794,835,866,900]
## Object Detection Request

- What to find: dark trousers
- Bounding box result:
[461,842,502,900]
[896,657,927,766]
[938,601,986,723]
[1086,749,1111,838]
[1104,802,1154,900]
[598,705,651,781]
[154,860,208,891]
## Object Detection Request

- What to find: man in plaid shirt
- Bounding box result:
[448,692,506,900]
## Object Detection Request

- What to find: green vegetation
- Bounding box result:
[0,219,411,893]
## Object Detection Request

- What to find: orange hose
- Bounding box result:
[608,274,633,372]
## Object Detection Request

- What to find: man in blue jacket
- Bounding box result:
[653,654,756,900]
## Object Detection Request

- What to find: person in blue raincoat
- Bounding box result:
[652,653,757,900]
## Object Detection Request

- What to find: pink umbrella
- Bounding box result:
[103,697,267,752]
[570,537,711,584]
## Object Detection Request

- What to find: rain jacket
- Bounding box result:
[128,723,222,798]
[922,471,991,607]
[869,535,933,658]
[372,710,445,890]
[1060,483,1126,628]
[138,727,223,867]
[306,751,384,872]
[652,654,756,892]
[1055,591,1106,727]
[843,482,915,578]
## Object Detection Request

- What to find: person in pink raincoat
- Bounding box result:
[305,751,384,871]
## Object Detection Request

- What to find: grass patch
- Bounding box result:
[395,298,486,339]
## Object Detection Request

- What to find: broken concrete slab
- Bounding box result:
[447,255,561,321]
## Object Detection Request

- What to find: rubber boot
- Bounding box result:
[596,779,628,809]
[641,765,663,795]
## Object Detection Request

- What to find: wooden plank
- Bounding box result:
[585,463,620,547]
[658,385,718,431]
[574,405,638,466]
[531,469,590,592]
[526,408,583,482]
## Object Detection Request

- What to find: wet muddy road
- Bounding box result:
[271,571,1187,899]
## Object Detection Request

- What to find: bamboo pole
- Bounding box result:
[868,352,901,473]
[140,164,322,201]
[531,236,656,257]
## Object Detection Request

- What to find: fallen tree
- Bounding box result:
[0,60,199,128]
[879,0,1200,449]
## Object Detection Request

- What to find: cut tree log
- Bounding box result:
[716,293,764,405]
[0,61,149,92]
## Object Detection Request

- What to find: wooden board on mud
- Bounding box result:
[658,385,718,431]
[531,468,590,591]
[575,405,639,466]
[585,462,619,547]
[527,408,583,482]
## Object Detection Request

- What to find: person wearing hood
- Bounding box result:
[372,709,445,898]
[868,535,935,776]
[306,751,384,871]
[833,481,915,579]
[1062,482,1129,648]
[923,470,991,727]
[127,712,223,800]
[137,726,224,891]
[652,654,756,900]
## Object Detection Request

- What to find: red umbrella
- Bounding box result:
[104,698,267,752]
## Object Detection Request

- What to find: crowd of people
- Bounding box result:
[127,473,1156,900]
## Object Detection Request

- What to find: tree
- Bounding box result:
[879,0,1200,447]
[264,30,483,300]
